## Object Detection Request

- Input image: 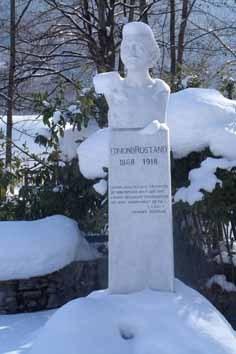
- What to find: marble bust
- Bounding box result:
[93,21,170,129]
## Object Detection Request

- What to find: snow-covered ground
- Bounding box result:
[28,279,236,354]
[0,310,55,354]
[0,215,97,280]
[1,281,235,354]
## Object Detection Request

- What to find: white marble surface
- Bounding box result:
[94,73,170,129]
[94,22,170,129]
[94,22,174,293]
[109,128,174,293]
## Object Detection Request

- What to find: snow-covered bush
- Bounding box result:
[172,150,236,283]
[169,90,236,289]
[0,87,108,234]
[34,86,108,144]
[0,158,107,234]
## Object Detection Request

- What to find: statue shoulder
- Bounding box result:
[153,79,170,95]
[93,72,121,94]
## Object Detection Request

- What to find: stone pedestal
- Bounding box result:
[109,127,174,293]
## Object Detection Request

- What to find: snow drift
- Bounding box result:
[0,215,96,280]
[29,279,236,354]
[168,88,236,159]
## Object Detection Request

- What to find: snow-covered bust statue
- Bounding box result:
[93,21,170,129]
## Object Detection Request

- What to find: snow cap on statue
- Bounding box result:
[122,21,160,65]
[123,21,155,39]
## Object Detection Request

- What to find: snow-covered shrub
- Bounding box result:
[34,86,108,144]
[168,89,236,289]
[173,155,236,289]
[172,149,236,284]
[0,86,108,234]
[221,76,235,100]
[30,86,108,233]
[0,158,107,234]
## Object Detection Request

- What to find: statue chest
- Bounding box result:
[108,86,160,129]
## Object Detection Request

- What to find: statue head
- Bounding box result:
[120,22,160,71]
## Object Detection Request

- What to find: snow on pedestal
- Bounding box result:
[29,280,236,354]
[94,22,174,293]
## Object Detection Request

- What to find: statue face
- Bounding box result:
[120,23,160,71]
[120,37,151,70]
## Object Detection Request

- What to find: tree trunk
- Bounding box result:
[177,0,189,86]
[5,0,16,168]
[96,0,116,72]
[139,0,148,24]
[169,0,176,91]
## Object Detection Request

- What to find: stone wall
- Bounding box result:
[0,260,97,314]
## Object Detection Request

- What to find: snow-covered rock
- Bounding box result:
[77,89,236,180]
[29,279,236,354]
[0,215,97,280]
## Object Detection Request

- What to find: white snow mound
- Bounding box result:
[168,88,236,159]
[29,279,236,354]
[59,120,99,161]
[78,128,109,179]
[77,89,236,179]
[0,215,96,280]
[93,179,107,196]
